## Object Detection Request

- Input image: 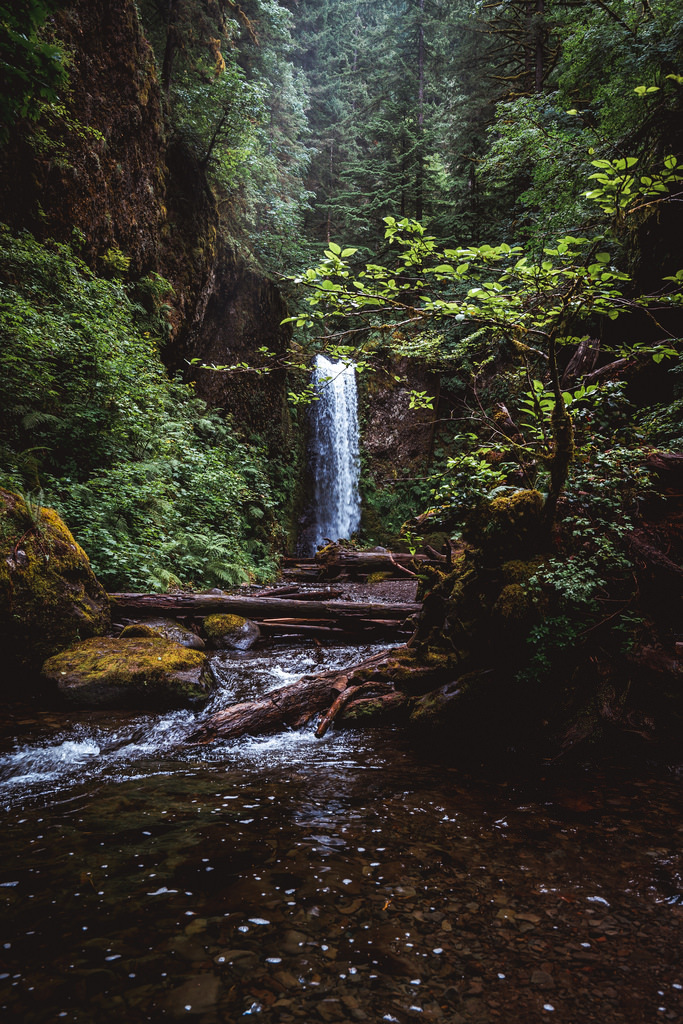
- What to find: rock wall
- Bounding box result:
[357,356,440,544]
[0,0,292,437]
[361,357,439,477]
[0,0,166,276]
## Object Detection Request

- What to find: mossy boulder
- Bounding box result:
[202,614,260,650]
[0,488,110,683]
[42,637,214,709]
[120,624,161,639]
[492,583,533,624]
[465,489,545,562]
[120,618,205,649]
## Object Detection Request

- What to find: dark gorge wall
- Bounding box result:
[0,0,293,446]
[0,0,166,276]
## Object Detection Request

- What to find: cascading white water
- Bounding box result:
[306,353,361,553]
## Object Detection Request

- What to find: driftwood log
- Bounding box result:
[256,620,413,640]
[283,547,445,579]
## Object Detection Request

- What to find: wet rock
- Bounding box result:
[213,949,257,965]
[202,614,260,650]
[281,929,308,954]
[0,487,110,685]
[119,623,160,639]
[530,968,555,989]
[273,970,299,989]
[166,974,222,1016]
[120,618,205,649]
[42,636,214,709]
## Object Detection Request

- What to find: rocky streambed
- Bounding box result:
[0,640,682,1024]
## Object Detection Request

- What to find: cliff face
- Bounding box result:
[0,0,165,276]
[0,0,291,438]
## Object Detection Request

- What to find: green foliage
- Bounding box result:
[585,153,683,221]
[430,450,512,527]
[137,0,313,272]
[0,0,68,141]
[101,247,132,278]
[172,59,263,184]
[0,227,279,590]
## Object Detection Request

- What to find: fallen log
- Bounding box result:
[109,593,421,621]
[255,586,344,601]
[315,684,363,738]
[256,620,412,640]
[189,647,451,744]
[255,585,304,597]
[583,358,631,384]
[315,681,397,737]
[189,649,404,742]
[315,546,441,575]
[258,616,411,629]
[256,623,367,640]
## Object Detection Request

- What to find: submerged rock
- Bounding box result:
[202,614,260,650]
[42,637,214,709]
[0,487,110,684]
[120,618,205,649]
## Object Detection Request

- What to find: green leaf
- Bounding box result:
[327,241,342,255]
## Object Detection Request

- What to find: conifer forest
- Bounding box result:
[0,2,682,1022]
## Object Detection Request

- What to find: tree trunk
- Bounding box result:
[161,0,180,97]
[415,0,425,221]
[544,333,574,523]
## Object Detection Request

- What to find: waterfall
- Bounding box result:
[304,354,361,554]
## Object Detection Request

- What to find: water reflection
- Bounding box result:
[0,643,681,1023]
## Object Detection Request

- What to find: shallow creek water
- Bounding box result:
[0,642,681,1024]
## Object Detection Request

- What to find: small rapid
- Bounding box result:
[0,642,386,808]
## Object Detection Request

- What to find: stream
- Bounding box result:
[0,641,681,1023]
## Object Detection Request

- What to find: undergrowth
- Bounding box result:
[0,227,280,590]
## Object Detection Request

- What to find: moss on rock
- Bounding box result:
[120,618,205,649]
[0,487,110,684]
[120,624,161,639]
[203,614,260,650]
[42,636,214,709]
[492,583,531,622]
[465,489,546,561]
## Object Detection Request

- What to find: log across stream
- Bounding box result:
[110,589,422,643]
[189,639,458,744]
[109,584,430,742]
[189,648,419,744]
